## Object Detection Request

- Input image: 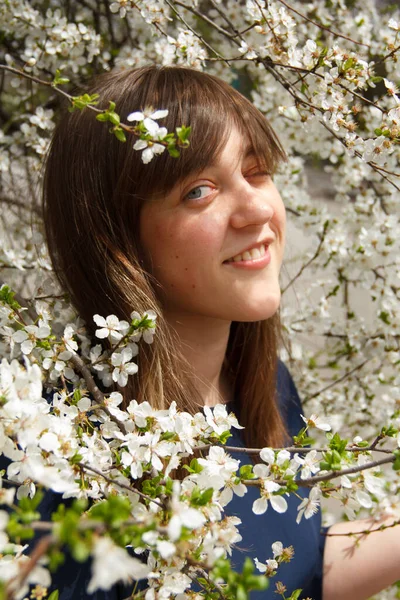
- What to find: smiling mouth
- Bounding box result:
[225,243,268,264]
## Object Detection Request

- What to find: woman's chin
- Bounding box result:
[229,292,281,322]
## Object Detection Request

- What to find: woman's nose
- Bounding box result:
[229,183,275,229]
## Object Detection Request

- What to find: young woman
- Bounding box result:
[42,66,400,600]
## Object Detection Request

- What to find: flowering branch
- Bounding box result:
[0,64,190,162]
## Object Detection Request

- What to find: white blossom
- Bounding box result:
[93,314,129,343]
[300,414,331,432]
[127,108,169,135]
[88,537,150,593]
[296,487,321,523]
[111,347,138,387]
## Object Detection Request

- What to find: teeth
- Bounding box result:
[250,247,261,260]
[229,244,266,263]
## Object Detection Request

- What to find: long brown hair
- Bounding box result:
[42,65,288,448]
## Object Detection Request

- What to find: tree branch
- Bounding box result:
[6,534,54,600]
[69,353,128,435]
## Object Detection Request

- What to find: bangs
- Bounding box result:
[88,66,287,204]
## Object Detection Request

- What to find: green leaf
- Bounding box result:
[393,450,400,471]
[176,125,191,146]
[48,591,60,600]
[89,496,131,526]
[73,389,82,404]
[343,57,355,70]
[160,431,176,441]
[182,458,203,474]
[18,490,44,523]
[109,112,120,126]
[192,487,213,506]
[0,284,21,310]
[242,556,254,577]
[218,430,231,445]
[168,145,180,158]
[249,575,268,590]
[369,76,383,83]
[48,546,65,572]
[239,464,255,479]
[379,311,391,324]
[6,514,35,540]
[114,127,127,142]
[69,93,99,112]
[70,452,83,465]
[288,589,302,600]
[383,425,398,437]
[53,69,70,87]
[355,440,369,448]
[236,584,247,600]
[328,432,348,455]
[71,539,91,562]
[284,479,299,493]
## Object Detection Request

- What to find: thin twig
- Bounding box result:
[165,0,229,64]
[290,454,395,487]
[276,0,371,48]
[69,353,128,435]
[304,358,371,401]
[324,518,400,537]
[208,0,240,36]
[241,453,395,488]
[369,433,386,451]
[173,1,237,41]
[198,443,394,455]
[77,462,164,508]
[375,43,400,66]
[0,195,42,217]
[281,222,329,294]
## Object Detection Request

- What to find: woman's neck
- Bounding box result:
[165,312,232,407]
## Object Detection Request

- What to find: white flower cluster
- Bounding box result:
[127,108,170,163]
[2,1,103,74]
[1,291,399,597]
[0,352,248,595]
[1,348,396,597]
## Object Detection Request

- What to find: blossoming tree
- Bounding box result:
[0,0,399,598]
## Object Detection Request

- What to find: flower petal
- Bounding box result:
[127,111,144,122]
[270,495,288,514]
[252,497,268,515]
[150,109,168,120]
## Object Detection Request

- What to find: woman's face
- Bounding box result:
[139,127,286,323]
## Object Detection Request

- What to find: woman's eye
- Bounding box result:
[184,185,214,202]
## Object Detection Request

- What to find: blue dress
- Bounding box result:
[8,362,326,599]
[225,361,325,599]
